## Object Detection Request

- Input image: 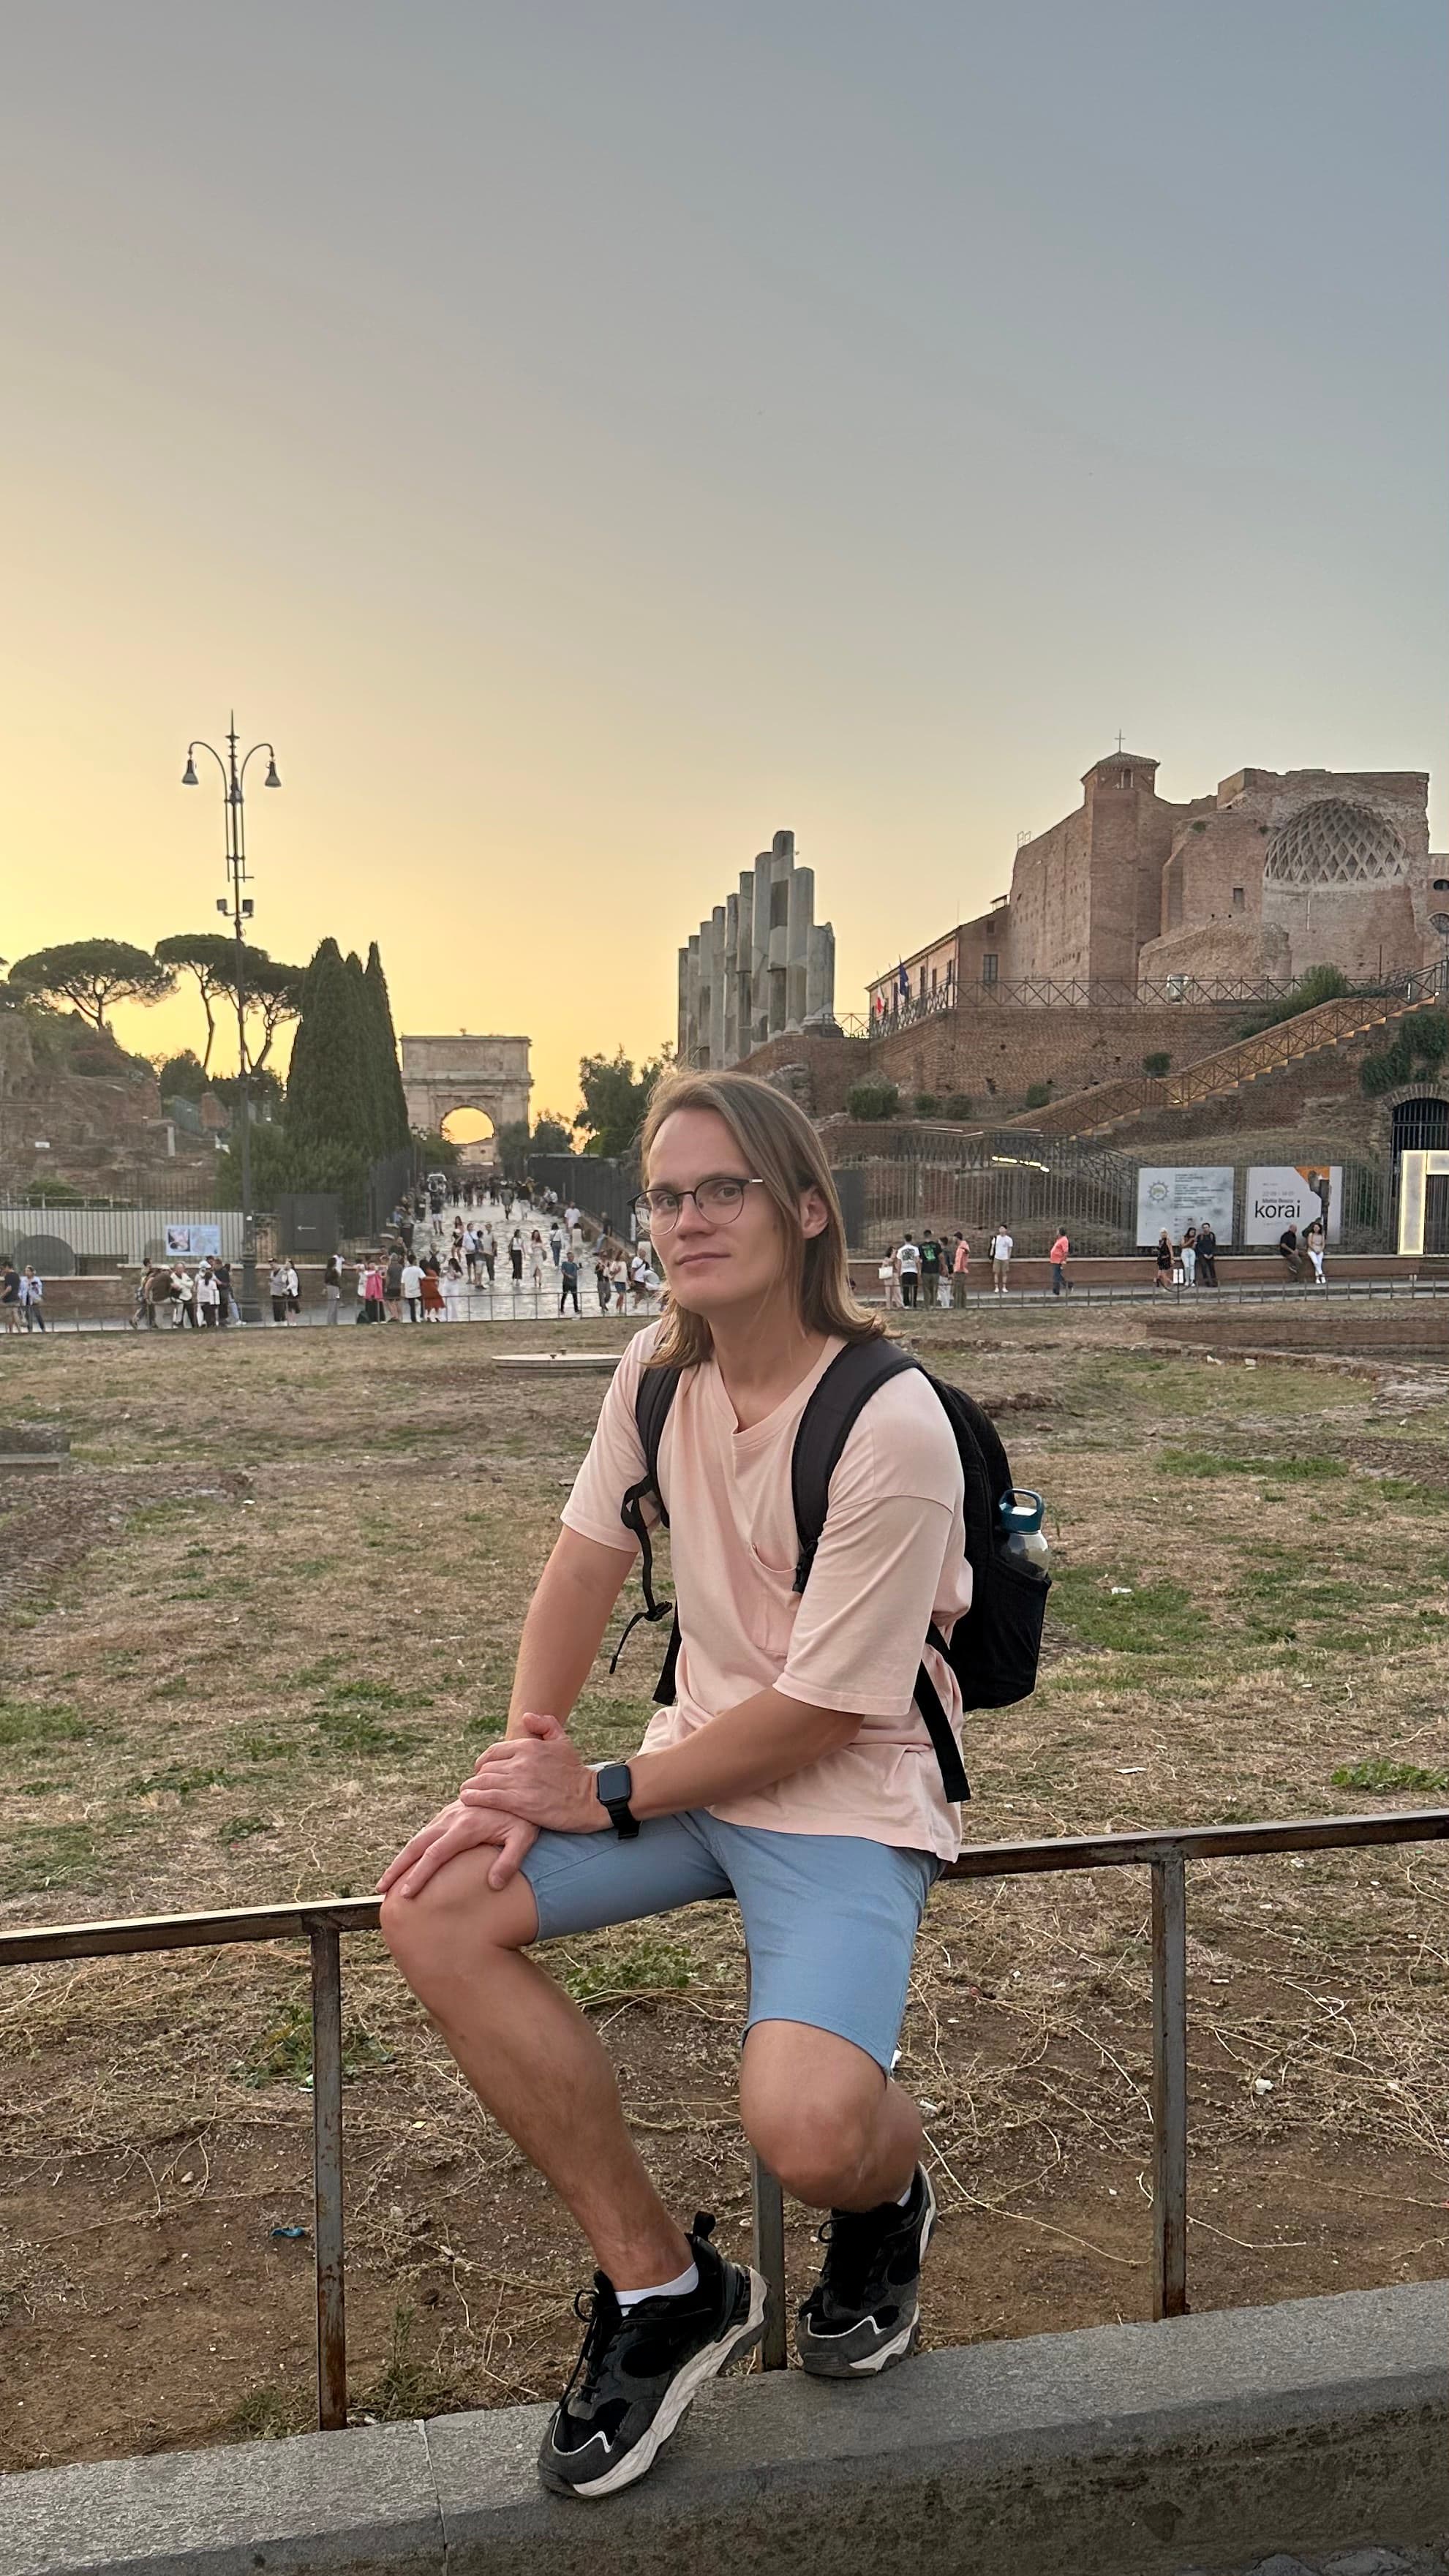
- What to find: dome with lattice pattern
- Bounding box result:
[1263,799,1406,890]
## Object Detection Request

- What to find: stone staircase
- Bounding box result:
[1012,987,1436,1142]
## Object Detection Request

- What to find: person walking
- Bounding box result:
[19,1266,45,1332]
[1049,1230,1071,1298]
[268,1262,289,1325]
[385,1244,404,1325]
[559,1249,581,1316]
[421,1259,447,1322]
[1,1257,20,1336]
[989,1226,1013,1295]
[1194,1222,1218,1289]
[896,1235,920,1308]
[549,1221,564,1270]
[877,1245,902,1310]
[196,1264,221,1327]
[528,1230,549,1292]
[1180,1225,1197,1289]
[1154,1229,1175,1291]
[479,1224,497,1287]
[285,1261,301,1324]
[323,1254,343,1322]
[509,1229,525,1287]
[401,1254,424,1322]
[380,1070,967,2502]
[951,1234,971,1308]
[129,1265,151,1330]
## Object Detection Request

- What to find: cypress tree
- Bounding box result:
[286,938,374,1159]
[364,941,411,1152]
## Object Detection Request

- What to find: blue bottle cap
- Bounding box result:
[998,1488,1045,1534]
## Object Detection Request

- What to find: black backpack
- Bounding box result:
[612,1338,1050,1804]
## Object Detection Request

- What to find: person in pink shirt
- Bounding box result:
[1049,1230,1071,1297]
[380,1072,968,2501]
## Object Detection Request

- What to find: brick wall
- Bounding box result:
[868,1000,1246,1111]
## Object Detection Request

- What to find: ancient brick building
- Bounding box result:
[868,753,1445,1020]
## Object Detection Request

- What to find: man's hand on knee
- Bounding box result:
[377,1795,538,1899]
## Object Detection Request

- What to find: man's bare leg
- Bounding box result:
[380,1850,690,2286]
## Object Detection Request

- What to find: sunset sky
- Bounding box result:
[2,1,1444,1123]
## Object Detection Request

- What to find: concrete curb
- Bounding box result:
[2,2283,1445,2576]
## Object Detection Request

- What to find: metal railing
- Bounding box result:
[3,1804,1446,2426]
[863,971,1434,1029]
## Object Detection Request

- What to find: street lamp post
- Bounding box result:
[181,714,281,1322]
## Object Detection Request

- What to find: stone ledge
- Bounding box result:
[1,2283,1445,2576]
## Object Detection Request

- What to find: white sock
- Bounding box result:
[614,2259,699,2311]
[896,2176,916,2207]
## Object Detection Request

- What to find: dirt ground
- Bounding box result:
[1,1308,1448,2471]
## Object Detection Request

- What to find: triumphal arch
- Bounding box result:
[400,1033,531,1144]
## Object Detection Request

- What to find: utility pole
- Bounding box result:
[182,715,281,1321]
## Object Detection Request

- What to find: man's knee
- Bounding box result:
[380,1853,535,1992]
[742,2091,877,2209]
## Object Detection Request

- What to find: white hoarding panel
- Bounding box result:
[1135,1166,1235,1249]
[1244,1166,1342,1246]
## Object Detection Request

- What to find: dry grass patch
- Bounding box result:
[1,1309,1448,2468]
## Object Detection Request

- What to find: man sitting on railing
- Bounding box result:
[380,1072,968,2504]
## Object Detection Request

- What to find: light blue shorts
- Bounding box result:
[519,1809,938,2074]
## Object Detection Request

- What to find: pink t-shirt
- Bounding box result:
[561,1325,971,1859]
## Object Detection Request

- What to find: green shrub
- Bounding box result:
[1238,963,1350,1039]
[944,1092,974,1120]
[846,1080,900,1122]
[913,1093,941,1118]
[1023,1081,1052,1110]
[1360,1008,1449,1098]
[1142,1051,1171,1077]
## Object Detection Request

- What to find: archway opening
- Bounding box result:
[1391,1095,1449,1159]
[442,1105,496,1165]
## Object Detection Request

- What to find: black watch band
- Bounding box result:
[595,1761,639,1839]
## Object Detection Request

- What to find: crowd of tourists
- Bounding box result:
[340,1186,665,1325]
[875,1224,1031,1305]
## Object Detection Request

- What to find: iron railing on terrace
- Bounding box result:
[4,1804,1446,2432]
[862,968,1439,1034]
[832,1131,1138,1256]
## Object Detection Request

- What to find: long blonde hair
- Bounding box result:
[639,1069,881,1371]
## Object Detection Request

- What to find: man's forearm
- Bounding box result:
[506,1534,632,1735]
[627,1689,858,1820]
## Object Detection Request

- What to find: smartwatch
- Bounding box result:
[594,1761,639,1839]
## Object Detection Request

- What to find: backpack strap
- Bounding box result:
[790,1338,971,1804]
[609,1362,682,1676]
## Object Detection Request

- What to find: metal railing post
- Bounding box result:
[1150,1852,1188,2319]
[309,1927,349,2428]
[750,2154,789,2369]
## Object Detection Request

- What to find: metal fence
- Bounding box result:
[864,968,1440,1033]
[5,1803,1444,2429]
[834,1133,1139,1255]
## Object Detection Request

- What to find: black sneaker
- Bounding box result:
[796,2163,936,2378]
[538,2213,766,2500]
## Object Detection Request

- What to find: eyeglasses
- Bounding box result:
[634,1177,767,1229]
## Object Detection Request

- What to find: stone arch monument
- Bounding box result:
[401,1034,531,1148]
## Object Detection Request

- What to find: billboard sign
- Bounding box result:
[163,1223,222,1259]
[1135,1166,1235,1249]
[1244,1166,1341,1246]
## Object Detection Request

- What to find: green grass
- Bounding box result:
[222,2386,299,2443]
[556,1932,697,2005]
[236,1997,392,2088]
[0,1698,88,1748]
[1047,1569,1209,1657]
[0,1822,100,1897]
[126,1763,244,1801]
[1331,1757,1449,1795]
